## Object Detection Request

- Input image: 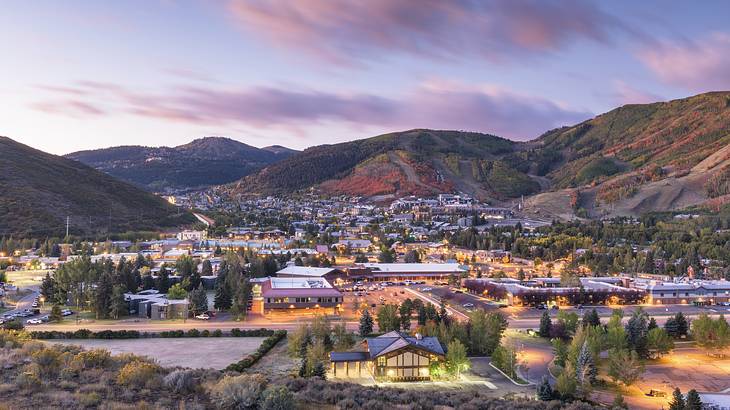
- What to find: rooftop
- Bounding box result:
[276,266,335,277]
[360,263,465,273]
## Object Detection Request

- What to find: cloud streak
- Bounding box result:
[639,32,730,91]
[32,81,590,140]
[225,0,636,64]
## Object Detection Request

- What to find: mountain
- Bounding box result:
[0,137,193,237]
[523,91,730,218]
[66,137,297,192]
[232,129,541,201]
[232,92,730,217]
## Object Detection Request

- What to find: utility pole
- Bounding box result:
[66,216,70,239]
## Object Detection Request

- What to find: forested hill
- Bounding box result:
[66,137,297,192]
[231,129,541,200]
[0,137,193,237]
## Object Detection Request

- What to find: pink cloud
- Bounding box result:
[30,100,105,117]
[640,32,730,91]
[225,0,634,64]
[32,81,590,140]
[612,80,663,105]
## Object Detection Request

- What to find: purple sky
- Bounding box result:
[1,0,729,154]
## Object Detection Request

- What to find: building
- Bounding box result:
[330,331,445,381]
[125,290,189,320]
[275,266,336,278]
[251,277,343,314]
[346,263,466,282]
[176,230,207,241]
[637,280,730,305]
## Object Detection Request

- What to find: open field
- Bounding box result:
[44,337,265,369]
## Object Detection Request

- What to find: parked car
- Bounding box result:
[462,303,475,308]
[421,287,432,291]
[536,303,547,310]
[26,318,42,325]
[194,314,210,320]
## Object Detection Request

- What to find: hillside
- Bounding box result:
[232,92,730,217]
[66,137,297,192]
[232,129,541,201]
[522,91,730,219]
[0,137,193,236]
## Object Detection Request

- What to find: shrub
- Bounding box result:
[76,392,102,407]
[15,371,41,391]
[74,349,112,369]
[201,329,210,337]
[163,369,198,394]
[212,329,223,337]
[31,347,62,379]
[226,330,287,372]
[116,361,160,389]
[261,386,295,410]
[211,374,267,410]
[187,329,200,337]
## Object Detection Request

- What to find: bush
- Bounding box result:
[76,392,102,407]
[116,361,161,389]
[31,347,62,379]
[212,329,223,337]
[201,329,210,337]
[163,369,198,394]
[211,374,267,410]
[73,349,112,369]
[187,329,200,337]
[15,371,41,391]
[261,386,295,410]
[226,330,287,372]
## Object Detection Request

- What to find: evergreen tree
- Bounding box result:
[157,266,171,293]
[576,340,597,384]
[685,389,702,410]
[50,304,62,322]
[583,308,601,328]
[358,309,373,337]
[109,285,127,319]
[418,305,428,326]
[312,361,327,379]
[189,284,209,315]
[93,273,114,319]
[648,317,658,330]
[298,357,309,378]
[539,311,552,338]
[626,308,649,358]
[201,259,213,276]
[141,274,154,290]
[214,282,233,310]
[536,375,553,401]
[669,388,686,410]
[675,312,689,337]
[399,301,413,331]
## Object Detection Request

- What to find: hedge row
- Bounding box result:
[30,327,277,340]
[226,330,287,372]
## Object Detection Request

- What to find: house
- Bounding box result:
[330,331,445,381]
[176,230,207,241]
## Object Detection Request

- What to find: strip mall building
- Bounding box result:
[345,263,467,282]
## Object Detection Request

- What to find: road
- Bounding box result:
[2,288,39,317]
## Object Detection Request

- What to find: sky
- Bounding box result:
[1,1,730,155]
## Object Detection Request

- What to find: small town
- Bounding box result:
[3,2,730,409]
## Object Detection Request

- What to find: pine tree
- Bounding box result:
[110,285,127,319]
[312,360,327,379]
[685,389,702,410]
[669,388,686,410]
[359,309,373,337]
[214,282,232,310]
[157,266,171,293]
[189,284,209,315]
[418,305,427,326]
[50,304,62,322]
[576,340,596,384]
[648,317,658,330]
[539,311,552,337]
[536,375,553,401]
[298,357,309,377]
[675,312,689,337]
[201,259,213,276]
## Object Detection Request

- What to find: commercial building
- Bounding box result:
[346,263,466,282]
[124,290,189,320]
[636,279,730,305]
[330,331,445,381]
[250,276,343,315]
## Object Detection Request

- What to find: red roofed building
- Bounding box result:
[251,276,343,315]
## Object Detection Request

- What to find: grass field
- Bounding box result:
[44,337,266,369]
